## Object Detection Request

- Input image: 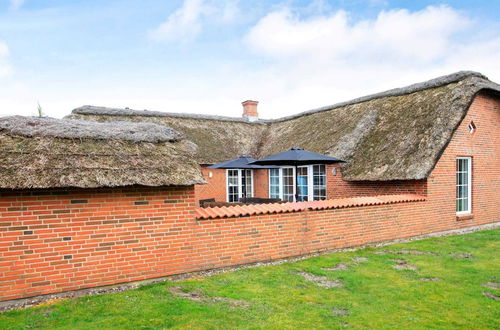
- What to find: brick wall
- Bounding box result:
[253,169,269,198]
[194,167,226,203]
[1,92,498,301]
[0,187,196,301]
[426,91,499,224]
[326,165,427,198]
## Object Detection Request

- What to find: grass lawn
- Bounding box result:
[1,229,499,329]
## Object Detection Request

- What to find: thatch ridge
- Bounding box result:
[270,71,488,122]
[72,105,267,124]
[67,71,500,181]
[0,116,183,142]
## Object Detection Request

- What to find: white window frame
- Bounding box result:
[269,165,327,202]
[226,169,254,203]
[456,157,472,215]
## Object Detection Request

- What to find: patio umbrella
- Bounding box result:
[249,147,345,202]
[208,156,279,199]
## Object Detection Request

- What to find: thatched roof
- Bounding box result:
[69,109,267,164]
[0,116,205,189]
[69,71,500,181]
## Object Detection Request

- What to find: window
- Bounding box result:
[227,169,239,203]
[269,168,280,199]
[456,157,471,214]
[313,165,326,200]
[282,167,295,202]
[467,121,476,135]
[269,165,327,202]
[227,169,253,203]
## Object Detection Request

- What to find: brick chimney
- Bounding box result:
[242,100,259,122]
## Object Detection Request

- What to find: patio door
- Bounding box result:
[226,169,253,202]
[269,165,326,202]
[270,167,295,202]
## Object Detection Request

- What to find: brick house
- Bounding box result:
[0,71,499,301]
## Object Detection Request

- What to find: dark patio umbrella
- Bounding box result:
[208,156,279,199]
[208,156,280,170]
[249,147,345,202]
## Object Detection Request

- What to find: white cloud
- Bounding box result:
[246,5,469,63]
[238,5,500,117]
[148,0,240,42]
[9,0,24,10]
[148,0,206,42]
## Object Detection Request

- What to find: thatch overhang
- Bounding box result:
[0,116,205,189]
[68,71,500,181]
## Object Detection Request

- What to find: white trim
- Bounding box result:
[456,157,472,215]
[226,168,229,203]
[249,170,254,197]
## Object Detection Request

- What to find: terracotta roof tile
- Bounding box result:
[195,194,426,220]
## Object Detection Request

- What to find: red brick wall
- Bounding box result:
[326,164,427,198]
[426,91,499,223]
[1,93,498,301]
[0,186,196,301]
[195,167,226,203]
[253,169,269,198]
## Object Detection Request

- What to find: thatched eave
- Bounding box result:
[0,117,205,189]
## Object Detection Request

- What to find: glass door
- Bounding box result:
[297,166,309,201]
[282,167,295,202]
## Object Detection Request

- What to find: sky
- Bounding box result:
[0,0,499,119]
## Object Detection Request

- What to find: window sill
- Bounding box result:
[456,213,474,221]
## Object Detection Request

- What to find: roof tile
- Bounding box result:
[195,194,426,220]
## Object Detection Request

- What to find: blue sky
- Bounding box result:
[1,0,499,118]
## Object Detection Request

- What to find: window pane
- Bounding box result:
[270,185,279,198]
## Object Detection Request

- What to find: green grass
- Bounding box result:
[1,229,499,329]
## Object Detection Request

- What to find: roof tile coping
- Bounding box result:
[71,71,490,124]
[195,194,426,220]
